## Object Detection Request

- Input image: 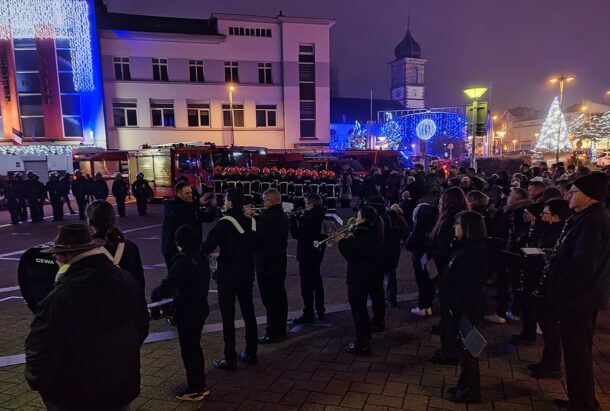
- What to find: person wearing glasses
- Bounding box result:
[546,173,609,411]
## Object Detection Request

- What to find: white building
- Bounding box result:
[96,3,334,150]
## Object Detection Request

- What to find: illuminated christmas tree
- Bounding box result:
[380,113,402,150]
[535,97,571,151]
[349,120,368,150]
[569,113,603,142]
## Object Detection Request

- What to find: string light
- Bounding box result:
[535,97,571,151]
[0,0,94,91]
[0,144,97,156]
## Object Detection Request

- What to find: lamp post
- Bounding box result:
[512,139,518,151]
[464,87,488,170]
[496,130,506,157]
[549,75,574,163]
[228,84,236,146]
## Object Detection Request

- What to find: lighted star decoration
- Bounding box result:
[0,0,94,91]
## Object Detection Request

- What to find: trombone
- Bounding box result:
[313,217,357,250]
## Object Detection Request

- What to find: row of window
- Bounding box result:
[112,102,278,129]
[228,26,272,37]
[113,58,274,84]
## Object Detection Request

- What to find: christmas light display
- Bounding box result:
[0,0,94,91]
[348,120,368,150]
[415,119,437,141]
[535,97,570,151]
[380,113,401,149]
[0,144,97,156]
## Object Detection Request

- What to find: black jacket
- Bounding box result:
[387,209,409,269]
[548,202,610,310]
[25,179,46,201]
[201,208,258,287]
[92,179,109,199]
[256,204,289,275]
[18,245,58,313]
[112,179,129,198]
[25,254,149,411]
[440,240,489,323]
[338,224,382,286]
[161,198,216,259]
[152,250,210,319]
[131,178,152,199]
[71,176,88,198]
[290,206,326,264]
[406,203,438,259]
[93,231,145,290]
[45,179,63,201]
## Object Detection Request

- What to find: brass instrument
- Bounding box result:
[313,217,357,250]
[287,208,305,218]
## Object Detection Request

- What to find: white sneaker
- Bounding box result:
[505,311,520,321]
[484,313,507,324]
[411,307,431,317]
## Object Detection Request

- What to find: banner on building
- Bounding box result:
[12,128,23,146]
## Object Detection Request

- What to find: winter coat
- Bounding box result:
[71,176,88,198]
[25,179,46,202]
[499,198,534,251]
[25,254,149,411]
[340,172,353,200]
[93,231,145,290]
[338,224,382,286]
[256,204,289,276]
[131,178,152,199]
[152,250,210,319]
[161,198,216,260]
[387,209,409,269]
[92,179,109,200]
[406,203,438,260]
[201,208,258,287]
[547,203,610,310]
[18,245,58,313]
[45,180,63,201]
[290,206,326,264]
[440,240,489,323]
[112,179,129,198]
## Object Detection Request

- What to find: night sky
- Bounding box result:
[107,0,610,113]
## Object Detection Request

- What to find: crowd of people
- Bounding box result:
[15,159,610,410]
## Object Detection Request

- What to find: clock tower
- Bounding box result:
[390,24,426,109]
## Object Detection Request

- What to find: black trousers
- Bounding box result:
[75,196,87,220]
[135,196,147,215]
[457,343,481,399]
[7,201,20,224]
[116,195,126,217]
[29,199,44,222]
[520,294,538,340]
[558,306,600,411]
[217,281,258,362]
[496,263,521,316]
[439,285,460,359]
[176,312,206,391]
[257,271,288,338]
[61,196,75,213]
[298,261,325,318]
[537,300,561,370]
[348,280,371,347]
[50,198,64,221]
[412,254,435,309]
[18,199,28,221]
[368,272,385,326]
[384,269,397,304]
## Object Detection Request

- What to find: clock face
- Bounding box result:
[407,86,424,99]
[392,87,404,101]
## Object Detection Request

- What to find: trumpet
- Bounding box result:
[286,208,305,218]
[313,217,357,250]
[243,205,265,216]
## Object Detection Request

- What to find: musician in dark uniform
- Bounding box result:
[112,173,129,217]
[71,170,89,220]
[18,243,58,313]
[338,206,383,355]
[92,172,109,200]
[25,173,46,223]
[290,193,326,323]
[131,172,152,216]
[5,173,22,224]
[202,189,259,370]
[45,172,64,222]
[546,173,610,411]
[251,188,290,344]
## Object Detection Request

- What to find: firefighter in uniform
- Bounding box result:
[112,173,129,217]
[26,173,46,223]
[45,172,64,222]
[92,172,109,200]
[132,172,152,216]
[5,173,21,224]
[71,170,89,220]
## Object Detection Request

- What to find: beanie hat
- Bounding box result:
[572,173,608,202]
[175,224,198,251]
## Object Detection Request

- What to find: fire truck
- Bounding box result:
[127,143,266,199]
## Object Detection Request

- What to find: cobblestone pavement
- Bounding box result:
[0,201,608,410]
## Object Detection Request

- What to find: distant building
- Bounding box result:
[96,1,334,150]
[389,24,426,109]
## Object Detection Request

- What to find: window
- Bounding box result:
[228,26,271,37]
[113,102,138,127]
[222,104,244,127]
[189,60,205,83]
[152,58,169,81]
[299,44,316,138]
[151,102,175,127]
[224,61,239,83]
[113,57,131,80]
[63,117,82,137]
[187,103,210,127]
[258,63,272,84]
[256,105,277,127]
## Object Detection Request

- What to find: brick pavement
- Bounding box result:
[0,203,609,410]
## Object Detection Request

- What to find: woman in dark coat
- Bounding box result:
[405,203,438,316]
[338,206,383,355]
[384,204,409,307]
[152,225,211,401]
[444,211,490,404]
[86,200,145,289]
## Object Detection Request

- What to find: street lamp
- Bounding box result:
[228,84,236,145]
[549,75,574,163]
[464,87,488,170]
[512,139,518,151]
[496,130,506,156]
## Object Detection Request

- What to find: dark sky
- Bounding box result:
[107,0,610,113]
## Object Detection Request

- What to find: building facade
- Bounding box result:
[0,0,106,147]
[97,4,334,150]
[389,25,426,109]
